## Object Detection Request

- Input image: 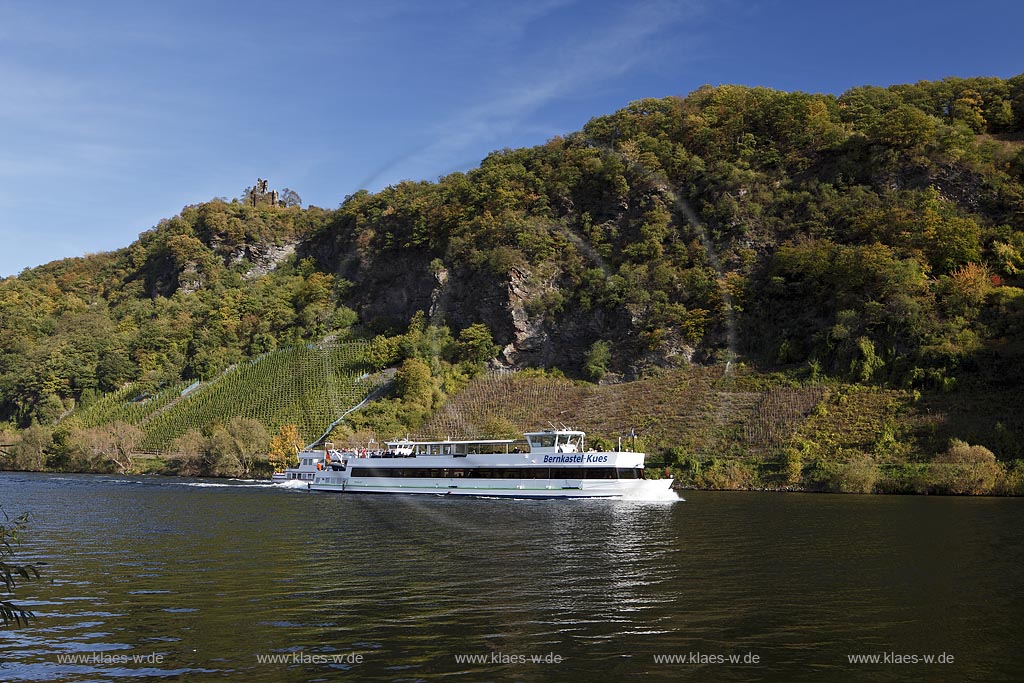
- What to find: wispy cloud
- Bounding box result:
[0,0,714,275]
[0,2,178,51]
[358,0,707,188]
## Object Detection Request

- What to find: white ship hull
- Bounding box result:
[309,476,673,498]
[308,430,677,499]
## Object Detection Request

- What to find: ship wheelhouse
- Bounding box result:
[524,430,584,454]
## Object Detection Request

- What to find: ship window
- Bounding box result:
[586,467,617,479]
[530,434,556,448]
[556,468,585,479]
[482,468,508,478]
[351,468,393,477]
[616,467,638,479]
[558,435,581,452]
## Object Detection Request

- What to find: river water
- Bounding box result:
[0,472,1021,682]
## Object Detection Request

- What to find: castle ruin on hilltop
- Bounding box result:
[248,178,280,207]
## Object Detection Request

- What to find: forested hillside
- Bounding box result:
[2,74,1023,488]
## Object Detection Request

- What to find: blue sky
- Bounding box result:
[1,0,1021,277]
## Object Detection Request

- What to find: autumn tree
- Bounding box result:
[167,429,212,476]
[268,424,303,472]
[932,440,1002,495]
[943,262,993,317]
[77,422,144,474]
[209,417,270,478]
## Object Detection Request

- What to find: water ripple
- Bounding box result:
[0,474,1021,682]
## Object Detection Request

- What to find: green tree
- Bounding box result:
[366,335,400,370]
[583,340,612,382]
[780,448,803,486]
[279,188,302,207]
[868,104,938,149]
[456,324,499,364]
[851,337,885,383]
[951,89,986,132]
[395,358,433,407]
[96,348,136,392]
[7,426,52,472]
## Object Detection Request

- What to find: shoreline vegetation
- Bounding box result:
[0,461,1020,497]
[2,364,1021,496]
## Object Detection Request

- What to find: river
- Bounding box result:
[1,472,1021,681]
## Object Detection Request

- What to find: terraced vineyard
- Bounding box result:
[416,368,828,458]
[138,342,378,450]
[73,381,192,428]
[69,342,379,451]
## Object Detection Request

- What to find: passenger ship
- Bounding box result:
[307,429,675,498]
